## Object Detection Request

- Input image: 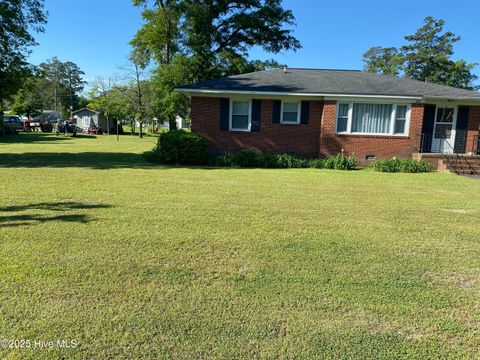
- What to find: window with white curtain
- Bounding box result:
[336,102,410,135]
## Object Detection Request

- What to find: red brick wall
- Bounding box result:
[191,97,430,160]
[319,101,425,161]
[466,106,480,154]
[191,97,322,157]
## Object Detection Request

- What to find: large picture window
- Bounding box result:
[336,102,410,135]
[230,100,251,131]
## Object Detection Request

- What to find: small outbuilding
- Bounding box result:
[72,108,116,133]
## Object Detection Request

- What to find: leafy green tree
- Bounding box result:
[362,47,404,76]
[181,0,300,81]
[132,0,300,129]
[77,96,90,109]
[131,0,181,65]
[215,51,284,77]
[363,16,478,90]
[401,17,478,89]
[11,77,44,119]
[151,55,194,129]
[38,57,87,115]
[402,17,458,82]
[0,0,47,133]
[63,61,87,113]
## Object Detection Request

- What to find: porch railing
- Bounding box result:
[419,132,479,175]
[419,133,432,154]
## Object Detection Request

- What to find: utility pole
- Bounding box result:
[0,100,5,136]
[54,86,57,112]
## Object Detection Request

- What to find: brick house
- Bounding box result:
[176,68,480,164]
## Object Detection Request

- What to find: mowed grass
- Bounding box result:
[1,133,480,359]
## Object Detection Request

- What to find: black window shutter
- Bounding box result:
[300,101,310,124]
[272,100,281,124]
[421,105,436,153]
[220,98,229,131]
[454,106,469,153]
[251,100,261,132]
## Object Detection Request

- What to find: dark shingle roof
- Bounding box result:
[176,68,480,101]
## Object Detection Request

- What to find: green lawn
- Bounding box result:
[1,133,480,359]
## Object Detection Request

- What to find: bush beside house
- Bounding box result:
[143,131,357,170]
[372,158,431,173]
[143,130,208,165]
[144,131,434,174]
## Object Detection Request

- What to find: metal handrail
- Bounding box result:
[472,135,480,155]
[439,135,461,174]
[420,132,460,174]
[420,132,479,175]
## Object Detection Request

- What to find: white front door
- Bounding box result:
[432,106,457,153]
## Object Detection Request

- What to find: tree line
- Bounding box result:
[1,1,478,135]
[362,16,478,90]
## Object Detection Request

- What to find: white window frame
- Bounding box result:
[280,101,301,124]
[336,103,353,133]
[392,104,409,135]
[335,101,411,136]
[229,99,252,132]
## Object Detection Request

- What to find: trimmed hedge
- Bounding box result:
[143,130,208,165]
[372,158,431,173]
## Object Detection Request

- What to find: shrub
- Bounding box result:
[144,130,208,165]
[213,153,235,167]
[274,153,310,168]
[372,158,431,173]
[256,153,278,168]
[210,151,355,170]
[145,138,357,171]
[307,158,325,169]
[233,150,258,167]
[323,153,357,170]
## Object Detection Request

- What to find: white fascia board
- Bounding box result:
[422,97,480,105]
[175,88,423,101]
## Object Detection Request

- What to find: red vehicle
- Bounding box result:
[88,126,103,135]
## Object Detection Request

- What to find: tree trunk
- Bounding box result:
[0,100,4,136]
[139,122,143,139]
[169,116,177,131]
[131,119,135,135]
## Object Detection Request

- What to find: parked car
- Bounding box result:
[3,115,23,134]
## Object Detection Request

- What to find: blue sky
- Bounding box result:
[29,0,480,84]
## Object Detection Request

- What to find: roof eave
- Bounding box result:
[174,88,423,100]
[423,96,480,105]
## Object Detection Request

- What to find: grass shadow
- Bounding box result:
[0,133,72,144]
[0,152,223,170]
[0,201,113,228]
[0,202,112,212]
[0,133,99,144]
[0,152,154,169]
